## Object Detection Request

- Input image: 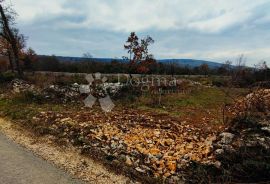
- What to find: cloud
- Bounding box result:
[13,0,270,33]
[8,0,270,65]
[13,1,70,22]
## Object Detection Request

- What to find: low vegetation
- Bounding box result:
[0,73,269,183]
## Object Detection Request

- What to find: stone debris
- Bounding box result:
[30,110,219,182]
[0,118,130,184]
[219,132,235,145]
[214,89,270,156]
[10,79,124,103]
[103,82,124,95]
[205,89,270,183]
[211,116,270,180]
[230,89,270,115]
[11,79,35,93]
[42,84,81,103]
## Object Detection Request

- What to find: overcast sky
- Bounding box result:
[9,0,270,66]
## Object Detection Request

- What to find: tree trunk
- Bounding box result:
[11,42,23,77]
[129,52,133,79]
[7,49,14,72]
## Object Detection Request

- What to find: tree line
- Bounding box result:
[30,54,269,85]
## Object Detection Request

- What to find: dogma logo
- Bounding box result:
[79,73,115,112]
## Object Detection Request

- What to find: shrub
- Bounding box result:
[0,72,16,83]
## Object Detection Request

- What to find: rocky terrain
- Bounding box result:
[185,89,270,183]
[1,78,269,183]
[30,110,218,183]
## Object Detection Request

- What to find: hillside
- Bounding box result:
[54,56,223,68]
[159,59,223,68]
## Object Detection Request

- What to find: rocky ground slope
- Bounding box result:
[1,79,269,183]
[185,89,270,183]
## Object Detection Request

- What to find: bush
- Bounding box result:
[0,72,16,83]
[12,91,46,104]
[112,84,142,103]
[212,78,229,87]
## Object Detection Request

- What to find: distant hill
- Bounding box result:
[158,59,223,68]
[53,56,223,68]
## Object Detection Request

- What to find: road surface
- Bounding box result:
[0,133,83,184]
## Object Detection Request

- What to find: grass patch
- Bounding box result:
[0,98,39,120]
[127,87,248,126]
[0,94,70,121]
[175,88,227,108]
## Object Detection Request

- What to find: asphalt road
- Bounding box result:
[0,133,83,184]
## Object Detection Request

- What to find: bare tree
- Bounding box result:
[0,1,24,77]
[0,29,26,73]
[235,54,246,69]
[254,61,269,81]
[199,64,210,76]
[231,54,247,86]
[82,52,93,59]
[224,60,232,75]
[0,36,13,71]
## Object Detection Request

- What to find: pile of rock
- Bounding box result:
[210,113,270,182]
[30,110,220,183]
[11,79,35,93]
[182,89,270,183]
[42,83,81,103]
[213,132,235,158]
[231,89,270,116]
[9,79,125,103]
[103,82,124,95]
[79,82,124,98]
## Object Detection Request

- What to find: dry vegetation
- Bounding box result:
[1,72,269,184]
